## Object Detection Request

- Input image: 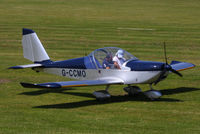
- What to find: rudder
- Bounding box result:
[22,28,50,62]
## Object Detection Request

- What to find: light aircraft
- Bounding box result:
[9,28,195,100]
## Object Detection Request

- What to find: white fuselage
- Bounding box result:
[35,68,162,85]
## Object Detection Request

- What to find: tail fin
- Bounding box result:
[22,28,50,62]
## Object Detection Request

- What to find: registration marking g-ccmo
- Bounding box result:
[61,69,86,78]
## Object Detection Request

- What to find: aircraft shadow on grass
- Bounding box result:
[19,87,200,109]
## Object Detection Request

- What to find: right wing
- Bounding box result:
[20,78,124,88]
[170,61,195,71]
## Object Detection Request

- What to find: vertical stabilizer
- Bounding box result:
[22,28,50,62]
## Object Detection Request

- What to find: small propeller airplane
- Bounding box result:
[9,28,195,100]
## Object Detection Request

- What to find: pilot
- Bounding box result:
[102,53,113,69]
[113,49,126,69]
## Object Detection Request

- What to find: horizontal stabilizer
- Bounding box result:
[20,78,124,88]
[9,64,43,69]
[170,61,195,71]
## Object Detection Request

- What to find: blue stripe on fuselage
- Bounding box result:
[126,60,165,71]
[41,57,87,69]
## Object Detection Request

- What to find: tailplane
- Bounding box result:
[22,28,50,62]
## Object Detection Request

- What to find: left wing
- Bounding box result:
[20,78,124,88]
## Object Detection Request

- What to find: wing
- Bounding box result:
[20,78,124,88]
[170,61,195,71]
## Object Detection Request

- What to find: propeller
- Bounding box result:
[154,42,182,85]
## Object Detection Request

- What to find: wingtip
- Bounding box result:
[20,82,37,88]
[8,66,23,69]
[20,82,61,88]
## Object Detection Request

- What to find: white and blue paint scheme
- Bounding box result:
[9,28,195,100]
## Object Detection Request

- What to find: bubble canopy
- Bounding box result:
[87,47,138,69]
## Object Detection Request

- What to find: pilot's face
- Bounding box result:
[107,56,112,62]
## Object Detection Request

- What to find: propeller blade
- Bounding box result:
[163,42,168,65]
[154,43,182,85]
[171,69,183,77]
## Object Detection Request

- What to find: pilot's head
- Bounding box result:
[116,50,124,59]
[106,53,112,62]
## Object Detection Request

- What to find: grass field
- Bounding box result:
[0,0,200,133]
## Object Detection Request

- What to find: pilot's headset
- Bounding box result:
[116,50,124,59]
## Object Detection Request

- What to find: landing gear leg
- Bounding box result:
[105,85,109,92]
[93,85,111,100]
[149,84,154,90]
[144,84,162,100]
